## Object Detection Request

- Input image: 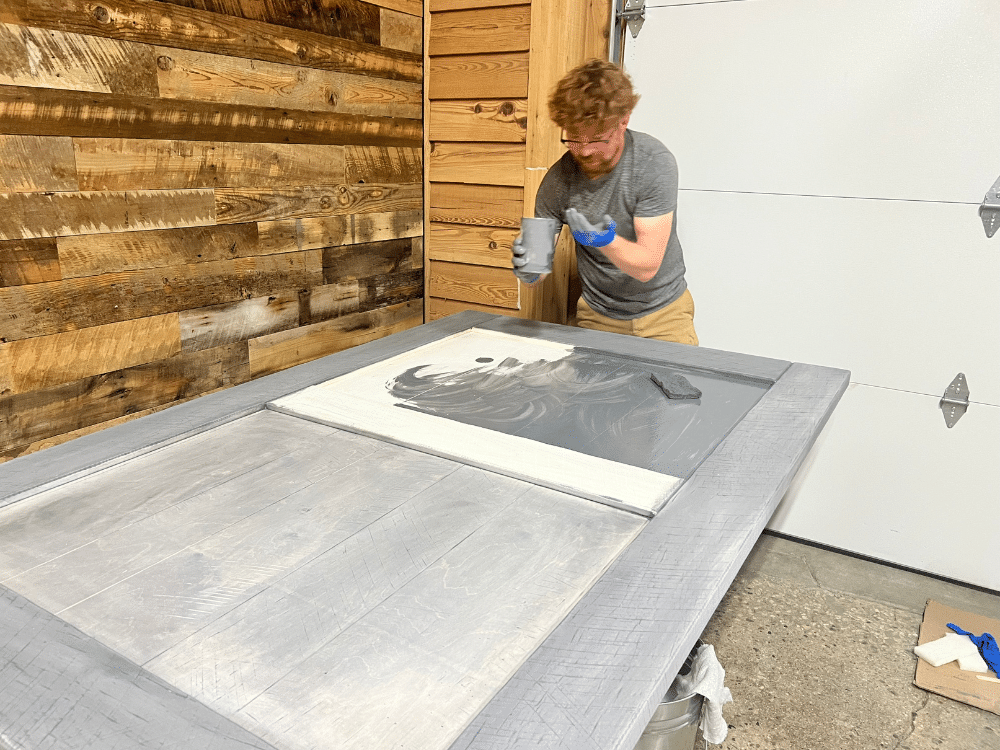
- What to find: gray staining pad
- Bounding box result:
[388,347,767,480]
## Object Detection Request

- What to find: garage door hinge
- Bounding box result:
[979,174,1000,238]
[939,373,969,428]
[619,0,646,39]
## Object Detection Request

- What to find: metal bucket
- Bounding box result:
[633,691,703,750]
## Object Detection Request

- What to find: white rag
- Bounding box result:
[673,644,733,744]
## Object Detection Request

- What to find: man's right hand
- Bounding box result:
[511,235,541,284]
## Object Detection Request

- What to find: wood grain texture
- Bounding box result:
[257,209,422,253]
[428,182,522,227]
[429,99,527,142]
[0,85,422,146]
[58,223,261,278]
[427,295,518,320]
[0,0,420,81]
[0,585,280,750]
[367,0,420,15]
[427,222,514,267]
[429,6,530,56]
[359,267,422,311]
[0,189,215,241]
[0,251,322,340]
[0,135,78,193]
[153,0,381,45]
[428,53,528,99]
[380,7,421,53]
[427,259,518,309]
[0,22,159,96]
[302,280,361,323]
[430,0,529,9]
[216,183,421,223]
[429,142,525,186]
[0,237,60,287]
[179,291,300,351]
[324,237,414,282]
[0,342,251,452]
[2,314,182,393]
[155,46,421,118]
[74,138,348,191]
[345,145,422,184]
[247,298,420,377]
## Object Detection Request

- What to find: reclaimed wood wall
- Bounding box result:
[0,0,423,462]
[425,0,610,323]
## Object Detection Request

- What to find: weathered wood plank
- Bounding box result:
[216,183,421,224]
[3,314,182,393]
[0,341,251,452]
[428,182,522,227]
[179,291,300,351]
[380,8,420,54]
[0,85,421,146]
[0,0,420,81]
[428,53,528,99]
[360,266,422,309]
[0,135,78,193]
[345,145,421,184]
[428,259,518,309]
[58,224,260,279]
[429,7,530,56]
[302,280,360,323]
[429,99,527,142]
[0,251,322,340]
[427,295,517,320]
[257,209,422,254]
[368,0,420,15]
[0,189,215,241]
[323,237,414,283]
[428,222,514,267]
[0,22,159,96]
[155,47,421,119]
[73,138,347,191]
[247,298,420,377]
[153,0,381,45]
[429,142,525,186]
[0,237,60,287]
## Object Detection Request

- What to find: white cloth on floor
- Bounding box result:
[914,632,980,667]
[673,643,733,745]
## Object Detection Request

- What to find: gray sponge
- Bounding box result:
[650,373,702,400]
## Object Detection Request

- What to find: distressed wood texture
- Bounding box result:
[428,223,515,267]
[0,0,421,82]
[73,139,349,191]
[0,0,424,457]
[429,6,531,56]
[428,183,522,227]
[0,86,421,146]
[428,260,518,309]
[429,142,525,186]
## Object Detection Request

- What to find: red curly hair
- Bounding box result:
[548,59,641,131]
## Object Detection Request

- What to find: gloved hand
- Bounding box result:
[511,234,541,284]
[565,207,616,248]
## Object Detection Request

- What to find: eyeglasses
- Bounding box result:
[560,126,618,148]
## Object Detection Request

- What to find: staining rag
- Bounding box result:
[947,623,1000,675]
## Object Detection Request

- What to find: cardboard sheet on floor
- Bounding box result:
[914,600,1000,715]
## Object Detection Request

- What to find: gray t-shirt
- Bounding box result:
[535,130,687,319]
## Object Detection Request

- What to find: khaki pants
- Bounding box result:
[575,288,699,345]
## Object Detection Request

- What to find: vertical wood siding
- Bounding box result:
[0,0,423,462]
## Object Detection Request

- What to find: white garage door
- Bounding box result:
[624,0,1000,589]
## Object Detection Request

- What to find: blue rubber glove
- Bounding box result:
[510,235,540,284]
[948,623,1000,675]
[565,207,616,248]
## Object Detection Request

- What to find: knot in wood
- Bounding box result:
[489,241,498,249]
[296,45,308,61]
[92,5,111,23]
[320,196,333,210]
[156,56,175,72]
[327,90,339,107]
[473,103,483,114]
[499,101,515,117]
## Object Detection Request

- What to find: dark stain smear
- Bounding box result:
[387,350,768,479]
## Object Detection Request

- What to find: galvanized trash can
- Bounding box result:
[633,644,704,750]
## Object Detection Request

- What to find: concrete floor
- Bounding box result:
[696,533,1000,750]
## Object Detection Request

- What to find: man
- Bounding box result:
[512,59,698,345]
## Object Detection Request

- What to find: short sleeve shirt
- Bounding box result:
[535,130,687,319]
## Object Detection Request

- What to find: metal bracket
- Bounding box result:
[939,373,970,428]
[979,175,1000,238]
[619,0,646,39]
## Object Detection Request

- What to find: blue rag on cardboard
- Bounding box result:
[948,623,1000,675]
